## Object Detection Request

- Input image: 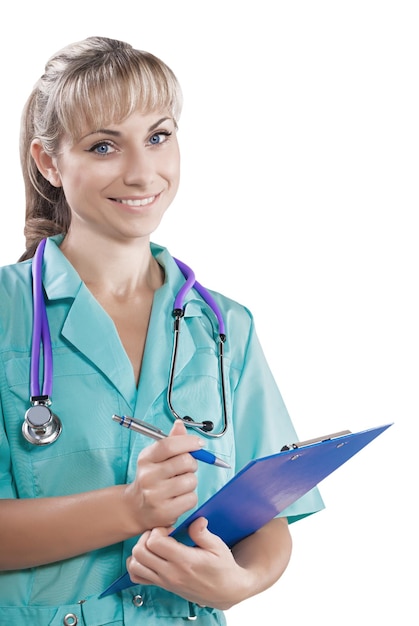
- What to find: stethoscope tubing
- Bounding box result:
[173,257,226,337]
[30,238,53,398]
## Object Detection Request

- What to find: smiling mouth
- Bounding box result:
[112,195,157,207]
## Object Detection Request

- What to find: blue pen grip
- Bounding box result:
[190,448,215,465]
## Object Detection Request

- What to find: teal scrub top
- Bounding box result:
[0,236,324,625]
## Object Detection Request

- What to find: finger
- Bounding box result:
[143,526,188,561]
[127,553,160,586]
[145,432,203,465]
[134,468,198,525]
[166,420,205,458]
[129,529,172,584]
[135,449,197,496]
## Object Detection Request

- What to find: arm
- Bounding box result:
[0,421,201,571]
[0,486,138,570]
[230,517,292,603]
[126,515,292,610]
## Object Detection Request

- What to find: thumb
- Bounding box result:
[169,419,188,437]
[188,517,221,551]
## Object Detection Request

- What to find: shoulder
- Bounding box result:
[207,286,254,328]
[0,260,32,298]
[0,261,32,336]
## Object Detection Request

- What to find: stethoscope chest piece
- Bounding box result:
[22,398,62,446]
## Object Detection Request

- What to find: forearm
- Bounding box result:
[0,485,140,570]
[230,517,292,603]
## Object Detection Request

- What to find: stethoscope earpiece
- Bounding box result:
[22,399,62,446]
[181,416,215,433]
[200,421,215,433]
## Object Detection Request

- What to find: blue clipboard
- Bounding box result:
[100,423,392,598]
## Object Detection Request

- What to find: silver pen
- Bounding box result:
[112,414,230,469]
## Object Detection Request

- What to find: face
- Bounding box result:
[38,109,180,244]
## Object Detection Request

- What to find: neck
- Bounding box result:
[60,232,163,298]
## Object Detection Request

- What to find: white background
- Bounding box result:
[1,1,417,623]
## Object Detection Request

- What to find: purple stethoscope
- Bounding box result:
[22,238,228,446]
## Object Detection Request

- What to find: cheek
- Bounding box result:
[60,176,88,210]
[60,168,104,204]
[170,162,181,191]
[164,148,181,188]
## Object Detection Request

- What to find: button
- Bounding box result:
[132,594,144,607]
[187,602,198,620]
[63,614,78,626]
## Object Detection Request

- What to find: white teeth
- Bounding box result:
[116,196,155,207]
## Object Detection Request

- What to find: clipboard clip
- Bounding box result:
[280,429,352,452]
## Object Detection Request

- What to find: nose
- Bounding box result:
[123,145,155,187]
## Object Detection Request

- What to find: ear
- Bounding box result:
[30,140,62,188]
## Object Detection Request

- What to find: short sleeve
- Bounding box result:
[0,368,16,499]
[231,315,325,522]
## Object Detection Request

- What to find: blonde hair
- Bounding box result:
[19,36,183,260]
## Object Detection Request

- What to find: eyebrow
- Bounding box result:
[82,117,172,140]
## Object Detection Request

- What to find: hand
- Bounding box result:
[125,420,202,532]
[126,517,251,610]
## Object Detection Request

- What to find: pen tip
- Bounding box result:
[214,458,231,469]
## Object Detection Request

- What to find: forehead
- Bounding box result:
[62,109,177,144]
[78,109,175,139]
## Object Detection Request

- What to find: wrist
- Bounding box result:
[119,483,147,537]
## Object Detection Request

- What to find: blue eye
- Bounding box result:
[88,141,115,155]
[96,144,109,154]
[149,132,171,145]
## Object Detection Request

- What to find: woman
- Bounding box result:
[0,36,324,624]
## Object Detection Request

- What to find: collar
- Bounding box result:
[42,235,83,301]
